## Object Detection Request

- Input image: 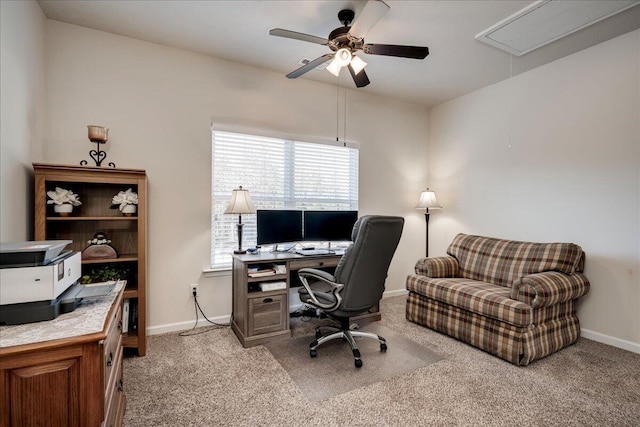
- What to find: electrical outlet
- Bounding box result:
[190,284,199,297]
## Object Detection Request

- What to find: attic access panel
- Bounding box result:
[475,0,640,56]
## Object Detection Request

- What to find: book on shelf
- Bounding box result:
[129,299,138,332]
[122,299,130,333]
[259,281,287,292]
[248,269,276,278]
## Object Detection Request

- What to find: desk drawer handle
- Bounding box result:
[117,320,122,331]
[107,351,113,367]
[263,298,273,303]
[318,262,324,266]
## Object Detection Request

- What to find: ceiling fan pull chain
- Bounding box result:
[343,82,347,147]
[336,83,340,143]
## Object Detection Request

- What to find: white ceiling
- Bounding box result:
[37,0,640,107]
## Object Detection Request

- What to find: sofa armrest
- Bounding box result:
[511,272,590,308]
[415,256,459,278]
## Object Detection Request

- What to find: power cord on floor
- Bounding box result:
[178,290,230,336]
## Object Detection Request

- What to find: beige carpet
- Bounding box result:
[266,323,443,401]
[123,296,640,426]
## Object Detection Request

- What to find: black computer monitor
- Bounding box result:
[303,210,358,242]
[256,210,303,245]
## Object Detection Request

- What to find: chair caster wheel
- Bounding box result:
[355,359,363,368]
[310,349,317,358]
[380,343,387,352]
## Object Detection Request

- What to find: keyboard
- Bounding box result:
[295,249,333,256]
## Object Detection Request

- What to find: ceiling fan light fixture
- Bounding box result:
[350,55,367,75]
[335,48,352,67]
[326,58,341,76]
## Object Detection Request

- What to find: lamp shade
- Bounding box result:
[224,186,256,214]
[335,48,352,66]
[326,58,341,77]
[350,55,367,75]
[415,189,442,210]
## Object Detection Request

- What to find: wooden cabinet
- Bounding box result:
[0,286,126,427]
[232,256,292,347]
[33,163,147,356]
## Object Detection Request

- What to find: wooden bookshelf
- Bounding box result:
[33,163,147,356]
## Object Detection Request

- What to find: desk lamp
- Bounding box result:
[224,186,256,254]
[415,188,442,257]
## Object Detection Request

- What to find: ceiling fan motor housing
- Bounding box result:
[328,25,363,52]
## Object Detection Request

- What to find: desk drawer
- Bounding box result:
[290,257,340,270]
[247,294,287,336]
[103,304,122,394]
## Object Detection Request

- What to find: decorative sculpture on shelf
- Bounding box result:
[81,231,118,260]
[81,125,116,167]
[111,188,138,216]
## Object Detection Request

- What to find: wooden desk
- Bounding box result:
[0,283,126,427]
[231,252,381,347]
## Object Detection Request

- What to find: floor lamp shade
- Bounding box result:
[415,190,442,210]
[415,189,442,258]
[225,186,256,254]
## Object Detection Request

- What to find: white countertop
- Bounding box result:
[0,281,124,349]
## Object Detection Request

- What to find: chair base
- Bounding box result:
[309,319,387,368]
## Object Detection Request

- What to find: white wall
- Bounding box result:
[428,30,640,350]
[0,0,46,242]
[42,21,429,333]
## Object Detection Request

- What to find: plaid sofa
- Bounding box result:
[406,233,590,365]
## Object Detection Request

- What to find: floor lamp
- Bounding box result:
[415,189,442,257]
[224,186,256,254]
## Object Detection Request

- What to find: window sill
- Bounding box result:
[203,267,231,278]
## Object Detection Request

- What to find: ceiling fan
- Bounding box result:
[269,0,429,88]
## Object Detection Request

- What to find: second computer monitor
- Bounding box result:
[303,210,358,242]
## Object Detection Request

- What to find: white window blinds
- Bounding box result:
[211,130,359,268]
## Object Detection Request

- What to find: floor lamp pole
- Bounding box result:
[424,209,430,258]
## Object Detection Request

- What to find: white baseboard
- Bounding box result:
[383,289,409,298]
[149,291,640,356]
[148,315,231,336]
[581,328,640,354]
[149,290,410,336]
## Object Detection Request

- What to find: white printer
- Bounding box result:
[1,241,80,304]
[0,241,89,325]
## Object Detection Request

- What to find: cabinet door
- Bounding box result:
[6,358,81,427]
[247,294,288,336]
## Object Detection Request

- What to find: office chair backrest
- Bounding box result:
[333,215,404,314]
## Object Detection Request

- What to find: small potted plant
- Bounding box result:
[46,187,82,216]
[111,188,138,216]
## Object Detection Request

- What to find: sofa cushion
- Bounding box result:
[447,233,585,287]
[406,275,532,327]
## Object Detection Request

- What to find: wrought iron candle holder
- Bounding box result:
[81,125,116,167]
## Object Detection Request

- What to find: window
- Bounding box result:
[211,130,359,268]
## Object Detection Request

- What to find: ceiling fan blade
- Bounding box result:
[269,28,329,45]
[348,0,390,39]
[348,64,370,88]
[286,53,334,79]
[363,43,429,59]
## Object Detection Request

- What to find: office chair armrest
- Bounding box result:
[298,268,336,283]
[298,268,344,312]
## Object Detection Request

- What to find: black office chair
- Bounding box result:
[297,215,404,368]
